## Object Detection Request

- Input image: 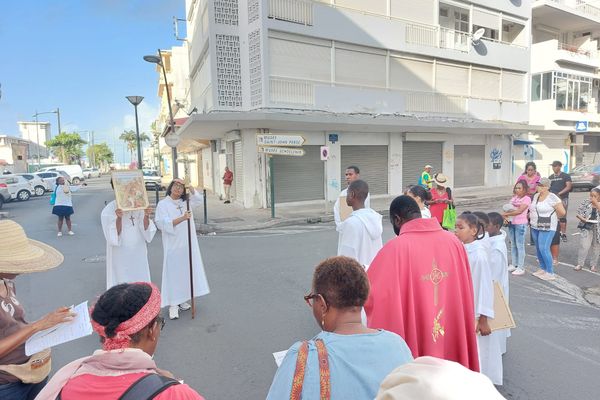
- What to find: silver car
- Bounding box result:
[0,180,9,209]
[0,175,34,201]
[15,173,49,196]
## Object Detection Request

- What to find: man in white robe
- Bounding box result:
[337,180,382,268]
[155,179,210,320]
[334,166,371,231]
[101,199,156,289]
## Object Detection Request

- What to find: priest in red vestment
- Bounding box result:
[365,196,479,371]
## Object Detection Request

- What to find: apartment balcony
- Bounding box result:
[533,39,600,69]
[534,1,600,31]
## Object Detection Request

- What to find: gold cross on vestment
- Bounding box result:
[176,204,184,215]
[421,260,449,307]
[129,215,135,226]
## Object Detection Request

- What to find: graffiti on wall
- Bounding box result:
[490,148,503,170]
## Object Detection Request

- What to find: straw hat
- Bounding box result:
[0,220,64,274]
[433,173,449,186]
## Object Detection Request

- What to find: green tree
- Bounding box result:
[119,129,150,161]
[86,143,114,167]
[46,132,87,164]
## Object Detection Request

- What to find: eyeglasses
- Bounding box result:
[304,293,326,307]
[156,316,165,331]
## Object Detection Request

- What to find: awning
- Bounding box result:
[513,139,540,145]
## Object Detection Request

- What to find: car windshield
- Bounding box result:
[143,171,158,177]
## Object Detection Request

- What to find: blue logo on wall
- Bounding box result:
[490,148,502,170]
[576,121,588,133]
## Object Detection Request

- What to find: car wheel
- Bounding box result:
[17,190,31,201]
[72,177,81,185]
[34,185,45,196]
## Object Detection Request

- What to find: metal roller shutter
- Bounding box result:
[454,145,485,188]
[402,142,443,188]
[340,145,389,194]
[233,141,244,201]
[273,145,324,202]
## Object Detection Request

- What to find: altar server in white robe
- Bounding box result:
[155,179,210,320]
[455,213,502,385]
[101,189,156,289]
[337,180,382,269]
[334,166,371,230]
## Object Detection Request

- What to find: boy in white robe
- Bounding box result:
[334,166,371,230]
[337,180,383,268]
[101,180,156,289]
[155,179,210,320]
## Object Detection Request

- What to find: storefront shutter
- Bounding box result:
[454,145,485,188]
[233,141,244,201]
[402,142,443,188]
[273,145,324,203]
[340,145,389,195]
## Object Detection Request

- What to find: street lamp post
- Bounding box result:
[144,49,178,178]
[33,109,61,139]
[32,109,61,166]
[126,96,144,170]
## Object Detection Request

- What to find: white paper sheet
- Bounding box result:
[25,301,93,356]
[273,350,288,367]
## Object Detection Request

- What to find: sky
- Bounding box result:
[0,0,184,163]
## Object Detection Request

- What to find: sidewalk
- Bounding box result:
[188,185,514,234]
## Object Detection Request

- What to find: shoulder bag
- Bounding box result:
[49,186,58,205]
[442,188,456,231]
[290,339,331,400]
[534,197,555,231]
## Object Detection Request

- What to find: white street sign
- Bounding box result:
[165,133,180,148]
[259,146,306,157]
[257,134,305,147]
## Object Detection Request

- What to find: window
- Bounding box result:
[531,72,557,101]
[454,11,469,33]
[542,73,552,100]
[531,74,541,101]
[439,7,448,18]
[553,72,592,111]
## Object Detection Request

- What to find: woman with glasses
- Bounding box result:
[37,282,205,399]
[266,256,412,400]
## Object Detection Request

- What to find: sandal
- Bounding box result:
[574,265,582,271]
[591,266,597,272]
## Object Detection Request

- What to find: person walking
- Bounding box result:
[418,165,433,189]
[51,177,82,237]
[428,174,453,227]
[334,166,371,229]
[529,178,566,281]
[0,220,75,400]
[222,166,233,204]
[502,180,532,276]
[155,179,210,320]
[548,160,572,242]
[574,188,600,272]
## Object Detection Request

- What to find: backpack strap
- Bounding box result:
[289,340,331,400]
[118,373,180,400]
[290,341,309,400]
[315,339,331,400]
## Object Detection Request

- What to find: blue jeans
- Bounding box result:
[0,378,47,400]
[532,229,555,274]
[508,223,527,268]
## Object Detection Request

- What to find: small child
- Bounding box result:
[455,213,501,385]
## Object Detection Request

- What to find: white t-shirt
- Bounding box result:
[421,207,431,219]
[529,192,561,231]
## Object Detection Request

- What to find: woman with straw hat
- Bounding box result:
[428,173,453,227]
[0,220,75,400]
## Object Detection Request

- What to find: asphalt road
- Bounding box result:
[2,178,599,400]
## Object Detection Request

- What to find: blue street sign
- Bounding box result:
[328,133,338,143]
[575,121,588,133]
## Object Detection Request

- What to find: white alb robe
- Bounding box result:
[155,191,210,307]
[101,200,156,289]
[337,208,383,268]
[489,231,511,355]
[334,188,371,231]
[465,239,503,385]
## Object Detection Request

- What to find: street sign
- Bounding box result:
[320,146,329,161]
[257,134,305,147]
[259,146,305,157]
[165,133,180,147]
[575,121,588,133]
[328,134,338,143]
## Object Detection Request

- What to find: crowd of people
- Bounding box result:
[7,160,588,399]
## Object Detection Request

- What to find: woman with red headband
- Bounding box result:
[36,283,204,400]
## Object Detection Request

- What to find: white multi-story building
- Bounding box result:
[17,121,51,159]
[177,0,533,208]
[528,0,600,175]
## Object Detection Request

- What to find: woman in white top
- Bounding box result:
[51,177,82,237]
[529,178,566,280]
[404,185,432,219]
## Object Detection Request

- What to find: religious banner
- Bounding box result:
[339,195,353,221]
[111,170,149,211]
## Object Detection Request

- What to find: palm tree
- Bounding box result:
[119,129,150,161]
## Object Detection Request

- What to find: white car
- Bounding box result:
[38,165,84,184]
[83,168,100,179]
[15,173,49,196]
[0,175,34,201]
[35,171,71,188]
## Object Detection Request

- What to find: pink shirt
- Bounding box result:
[510,195,531,225]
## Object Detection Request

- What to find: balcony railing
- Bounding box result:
[268,0,313,25]
[405,23,469,52]
[558,42,593,57]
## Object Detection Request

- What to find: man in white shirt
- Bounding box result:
[334,165,371,230]
[337,180,383,268]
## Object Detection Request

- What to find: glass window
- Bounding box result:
[531,74,541,101]
[555,77,567,110]
[542,73,552,100]
[580,82,590,111]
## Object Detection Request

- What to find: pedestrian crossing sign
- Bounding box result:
[575,121,588,133]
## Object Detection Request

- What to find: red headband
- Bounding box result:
[91,282,161,351]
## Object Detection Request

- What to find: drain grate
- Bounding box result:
[82,255,106,263]
[211,217,244,223]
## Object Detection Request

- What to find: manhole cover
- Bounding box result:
[211,217,244,223]
[82,255,106,263]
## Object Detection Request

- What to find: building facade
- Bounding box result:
[17,121,51,160]
[175,0,533,208]
[0,135,30,173]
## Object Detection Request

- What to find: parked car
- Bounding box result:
[38,165,84,184]
[589,165,600,188]
[35,170,71,188]
[569,165,600,190]
[0,180,10,209]
[83,168,101,179]
[0,175,34,201]
[15,173,49,196]
[142,169,165,190]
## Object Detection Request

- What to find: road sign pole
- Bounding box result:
[270,156,275,218]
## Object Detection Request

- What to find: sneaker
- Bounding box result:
[591,266,597,273]
[224,200,231,204]
[179,302,191,311]
[512,268,526,276]
[532,269,546,276]
[67,231,74,236]
[574,265,582,271]
[560,233,567,243]
[553,259,559,266]
[169,306,179,320]
[57,232,62,237]
[508,265,517,273]
[539,272,556,281]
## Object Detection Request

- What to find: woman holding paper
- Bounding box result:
[0,220,74,400]
[574,188,600,272]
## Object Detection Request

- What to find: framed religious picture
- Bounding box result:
[111,170,149,211]
[489,282,516,332]
[339,195,353,222]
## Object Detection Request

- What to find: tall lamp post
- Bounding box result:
[32,109,62,166]
[144,50,178,178]
[126,96,144,169]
